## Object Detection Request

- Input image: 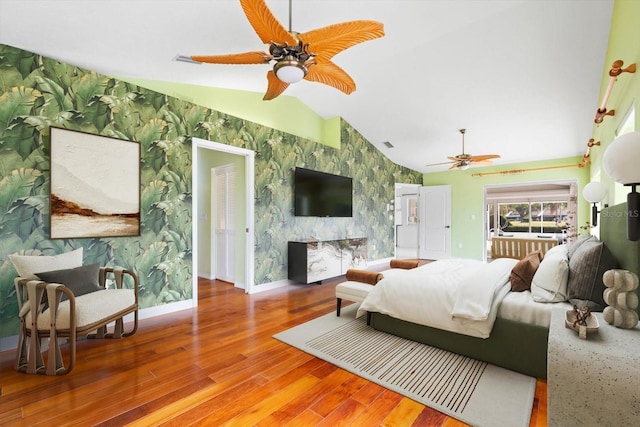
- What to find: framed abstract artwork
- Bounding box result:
[49,127,141,239]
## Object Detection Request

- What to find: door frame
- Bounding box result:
[193,138,255,300]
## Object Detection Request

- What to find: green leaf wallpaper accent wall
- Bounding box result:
[0,44,421,339]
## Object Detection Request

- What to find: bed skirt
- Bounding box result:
[369,312,548,379]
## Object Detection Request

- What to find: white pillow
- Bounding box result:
[9,248,84,279]
[531,245,568,302]
[543,243,568,258]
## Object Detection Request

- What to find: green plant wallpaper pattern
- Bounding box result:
[0,44,421,339]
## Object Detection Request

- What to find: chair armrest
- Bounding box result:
[99,267,139,305]
[14,277,76,330]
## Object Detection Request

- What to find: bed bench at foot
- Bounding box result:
[335,260,419,316]
[14,267,139,375]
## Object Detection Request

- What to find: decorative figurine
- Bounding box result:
[602,269,639,329]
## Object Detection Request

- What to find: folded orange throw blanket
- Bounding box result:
[389,259,420,270]
[345,269,384,285]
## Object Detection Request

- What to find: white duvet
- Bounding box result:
[357,257,519,338]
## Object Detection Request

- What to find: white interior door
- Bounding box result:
[419,185,452,260]
[213,164,235,283]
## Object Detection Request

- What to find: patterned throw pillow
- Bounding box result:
[567,240,618,311]
[567,234,596,259]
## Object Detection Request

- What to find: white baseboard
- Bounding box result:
[138,299,196,319]
[248,279,292,294]
[0,335,18,352]
[0,300,197,352]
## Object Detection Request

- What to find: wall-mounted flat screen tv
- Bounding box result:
[294,167,353,217]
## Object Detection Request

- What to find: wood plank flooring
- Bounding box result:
[0,269,548,426]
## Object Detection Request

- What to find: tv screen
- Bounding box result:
[294,167,353,217]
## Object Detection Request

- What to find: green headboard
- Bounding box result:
[600,202,640,315]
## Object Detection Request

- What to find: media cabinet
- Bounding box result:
[288,238,367,283]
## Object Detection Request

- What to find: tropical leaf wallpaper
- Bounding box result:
[0,44,421,339]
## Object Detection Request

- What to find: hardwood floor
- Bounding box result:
[0,271,548,426]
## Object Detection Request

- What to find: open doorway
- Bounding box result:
[395,183,420,259]
[193,138,255,302]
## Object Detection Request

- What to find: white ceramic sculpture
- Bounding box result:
[602,269,640,329]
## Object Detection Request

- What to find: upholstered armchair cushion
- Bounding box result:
[25,288,136,330]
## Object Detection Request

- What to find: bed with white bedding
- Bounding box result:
[359,257,572,339]
[362,207,636,379]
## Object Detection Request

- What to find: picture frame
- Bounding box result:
[49,127,141,239]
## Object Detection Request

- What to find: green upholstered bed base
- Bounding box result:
[370,314,549,378]
[370,202,640,380]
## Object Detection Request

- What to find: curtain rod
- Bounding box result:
[472,162,585,178]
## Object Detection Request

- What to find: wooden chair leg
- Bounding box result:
[336,298,342,316]
[26,329,44,374]
[46,336,64,375]
[123,310,138,337]
[113,318,124,338]
[15,320,28,372]
[45,284,72,375]
[25,284,45,374]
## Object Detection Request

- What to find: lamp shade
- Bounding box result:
[603,131,640,185]
[274,57,306,84]
[583,181,606,203]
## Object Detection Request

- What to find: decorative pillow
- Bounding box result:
[544,243,569,258]
[345,269,383,285]
[36,263,103,299]
[567,234,596,259]
[389,259,419,269]
[567,240,618,311]
[9,248,84,279]
[510,251,543,292]
[531,244,569,302]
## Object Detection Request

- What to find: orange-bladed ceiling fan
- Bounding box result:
[185,0,384,100]
[427,129,501,170]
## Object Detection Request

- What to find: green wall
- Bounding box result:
[589,0,640,203]
[423,157,590,259]
[423,0,640,260]
[0,44,421,340]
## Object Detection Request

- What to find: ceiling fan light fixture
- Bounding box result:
[457,163,470,170]
[274,56,307,83]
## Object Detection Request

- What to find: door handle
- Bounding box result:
[445,225,451,229]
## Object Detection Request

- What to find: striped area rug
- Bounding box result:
[274,305,535,427]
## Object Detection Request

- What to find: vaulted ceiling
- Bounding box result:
[0,0,614,172]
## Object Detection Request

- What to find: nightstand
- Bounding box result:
[547,306,640,426]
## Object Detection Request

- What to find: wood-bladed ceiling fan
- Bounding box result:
[183,0,384,100]
[427,129,501,170]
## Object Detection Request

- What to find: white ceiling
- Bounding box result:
[0,0,614,173]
